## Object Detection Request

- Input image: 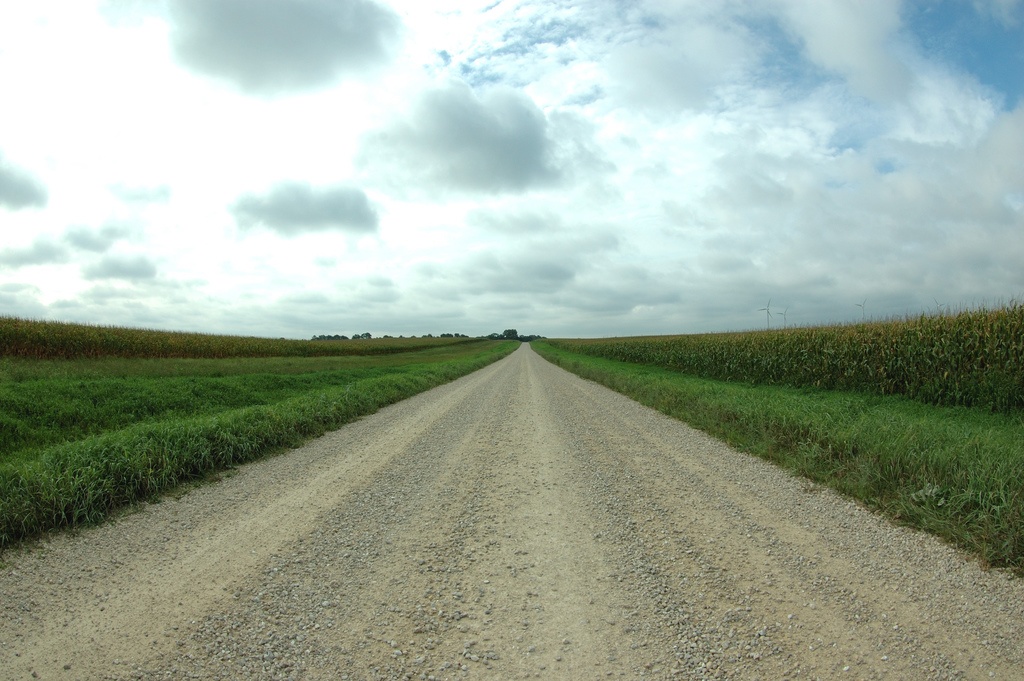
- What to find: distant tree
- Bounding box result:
[485,329,544,342]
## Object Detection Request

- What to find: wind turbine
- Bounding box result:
[781,307,789,329]
[856,299,866,321]
[759,298,773,329]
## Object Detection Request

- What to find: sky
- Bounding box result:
[1,0,1022,339]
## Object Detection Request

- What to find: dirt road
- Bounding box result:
[2,344,1023,680]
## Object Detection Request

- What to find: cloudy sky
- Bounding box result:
[1,0,1022,339]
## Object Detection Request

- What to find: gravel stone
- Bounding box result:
[2,345,1023,679]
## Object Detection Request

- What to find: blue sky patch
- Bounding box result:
[903,0,1024,108]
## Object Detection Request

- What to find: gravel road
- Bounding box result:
[2,344,1023,680]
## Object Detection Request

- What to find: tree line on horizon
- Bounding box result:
[311,332,471,341]
[311,329,544,342]
[485,329,544,342]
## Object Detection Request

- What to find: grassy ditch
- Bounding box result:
[0,345,506,463]
[0,341,518,550]
[533,341,1024,573]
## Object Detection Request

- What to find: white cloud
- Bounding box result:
[0,1,1020,338]
[0,239,68,268]
[82,255,158,281]
[0,153,48,209]
[359,81,564,193]
[64,224,135,253]
[605,19,754,111]
[231,183,380,235]
[110,184,172,204]
[772,0,912,102]
[169,0,402,95]
[887,59,1001,147]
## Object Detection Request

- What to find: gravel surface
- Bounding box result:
[2,344,1023,680]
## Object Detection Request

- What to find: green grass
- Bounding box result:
[1,315,481,360]
[0,347,484,381]
[533,341,1024,573]
[0,341,518,550]
[0,345,501,464]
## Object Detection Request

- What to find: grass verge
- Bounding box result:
[0,341,517,550]
[0,345,511,462]
[533,341,1024,573]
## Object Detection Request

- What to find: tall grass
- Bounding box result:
[0,345,481,382]
[0,316,478,360]
[1,366,409,462]
[0,341,518,550]
[548,303,1024,412]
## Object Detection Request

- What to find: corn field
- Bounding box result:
[549,303,1024,413]
[0,317,478,360]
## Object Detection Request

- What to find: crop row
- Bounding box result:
[0,341,518,549]
[0,317,478,360]
[549,303,1024,412]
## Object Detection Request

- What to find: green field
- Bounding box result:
[549,303,1024,413]
[0,316,476,360]
[6,308,1024,572]
[0,320,518,550]
[535,306,1024,572]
